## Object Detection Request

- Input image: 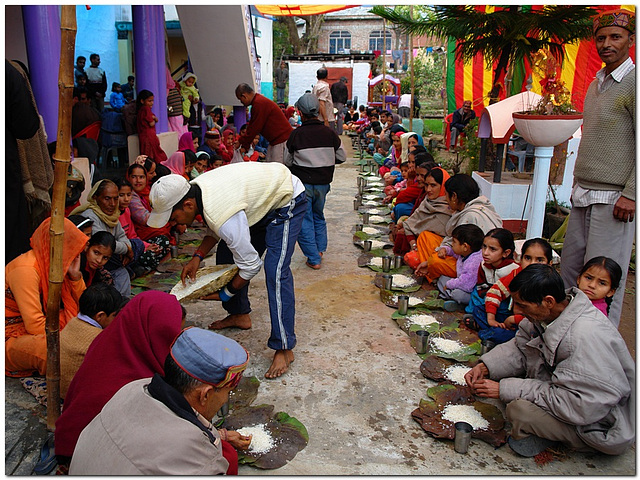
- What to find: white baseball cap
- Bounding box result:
[147,174,191,228]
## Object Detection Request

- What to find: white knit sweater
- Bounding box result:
[191,162,294,236]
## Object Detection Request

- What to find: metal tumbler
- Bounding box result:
[357,176,363,187]
[382,274,392,290]
[480,339,496,355]
[218,401,230,418]
[363,240,373,252]
[354,199,359,210]
[382,255,392,272]
[394,255,404,269]
[355,224,363,232]
[362,212,370,224]
[414,330,429,354]
[358,183,365,195]
[454,422,473,454]
[397,294,409,315]
[170,246,178,258]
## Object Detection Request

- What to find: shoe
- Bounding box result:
[508,435,558,457]
[462,314,480,331]
[443,300,464,312]
[305,261,321,270]
[34,434,57,475]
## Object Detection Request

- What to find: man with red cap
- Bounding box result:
[560,8,635,328]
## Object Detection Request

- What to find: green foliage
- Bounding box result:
[272,18,293,62]
[459,118,481,175]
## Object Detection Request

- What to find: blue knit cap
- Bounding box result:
[170,327,249,387]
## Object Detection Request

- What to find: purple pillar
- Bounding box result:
[233,105,247,131]
[155,6,168,133]
[132,6,161,123]
[22,5,61,141]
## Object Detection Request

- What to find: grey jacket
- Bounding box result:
[482,288,635,455]
[440,195,502,248]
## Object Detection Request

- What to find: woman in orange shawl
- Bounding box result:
[5,217,88,376]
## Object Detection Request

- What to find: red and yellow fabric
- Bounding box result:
[446,5,635,115]
[255,5,354,16]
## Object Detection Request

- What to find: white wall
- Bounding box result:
[288,60,370,107]
[254,15,274,99]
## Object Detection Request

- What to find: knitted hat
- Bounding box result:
[170,327,249,388]
[295,93,320,117]
[147,174,191,228]
[205,129,220,139]
[593,8,635,34]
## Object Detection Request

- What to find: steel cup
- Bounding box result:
[382,255,392,273]
[354,199,360,210]
[414,329,429,354]
[382,274,392,290]
[363,240,373,252]
[218,401,230,418]
[362,212,370,224]
[454,422,473,454]
[397,294,409,315]
[394,255,404,269]
[355,224,363,232]
[480,339,496,355]
[358,183,365,194]
[357,176,363,187]
[359,163,365,172]
[170,246,178,258]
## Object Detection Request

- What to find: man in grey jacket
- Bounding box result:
[465,265,634,457]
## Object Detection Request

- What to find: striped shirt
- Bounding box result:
[596,56,635,93]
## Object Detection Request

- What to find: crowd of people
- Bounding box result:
[4,8,635,475]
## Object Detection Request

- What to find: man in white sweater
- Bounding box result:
[147,163,306,379]
[560,9,635,327]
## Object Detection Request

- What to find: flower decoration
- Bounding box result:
[529,49,578,115]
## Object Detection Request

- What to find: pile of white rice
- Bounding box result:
[431,337,465,354]
[392,295,423,307]
[369,257,383,267]
[444,365,471,386]
[364,200,379,206]
[366,208,382,215]
[236,424,276,454]
[407,313,438,327]
[369,215,387,223]
[369,239,388,249]
[392,274,415,288]
[362,227,380,235]
[364,194,379,200]
[442,404,489,430]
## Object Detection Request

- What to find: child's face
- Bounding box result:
[142,96,154,108]
[85,244,112,271]
[577,265,616,301]
[116,85,121,92]
[118,186,133,210]
[520,244,550,269]
[80,226,93,237]
[407,155,416,171]
[128,168,147,192]
[224,135,234,147]
[185,77,195,87]
[195,159,208,173]
[482,236,510,266]
[78,76,87,86]
[400,166,409,179]
[252,135,260,146]
[212,160,224,169]
[451,237,469,256]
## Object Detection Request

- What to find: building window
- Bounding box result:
[329,30,351,54]
[369,30,392,51]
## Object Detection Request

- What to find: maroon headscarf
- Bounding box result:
[54,290,184,458]
[178,132,195,152]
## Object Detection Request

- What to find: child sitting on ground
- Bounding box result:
[60,283,125,399]
[576,256,622,319]
[178,73,200,125]
[465,236,550,344]
[109,82,125,112]
[81,231,116,288]
[209,154,224,170]
[68,215,94,237]
[431,224,484,312]
[191,152,210,178]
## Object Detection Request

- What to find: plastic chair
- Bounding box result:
[444,113,466,149]
[72,121,101,141]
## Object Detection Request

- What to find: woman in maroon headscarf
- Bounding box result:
[54,291,184,466]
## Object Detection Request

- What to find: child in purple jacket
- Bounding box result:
[435,224,484,312]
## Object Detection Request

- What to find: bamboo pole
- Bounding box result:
[409,5,414,132]
[442,47,448,137]
[382,18,386,112]
[46,5,76,429]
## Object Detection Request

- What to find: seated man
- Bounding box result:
[60,283,125,398]
[449,100,476,152]
[70,327,252,475]
[465,265,634,457]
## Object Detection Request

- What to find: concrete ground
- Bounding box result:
[5,141,636,475]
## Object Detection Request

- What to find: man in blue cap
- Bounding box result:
[70,328,252,475]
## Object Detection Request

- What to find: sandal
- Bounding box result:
[462,314,480,331]
[33,433,57,475]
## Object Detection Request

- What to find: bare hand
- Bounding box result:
[613,196,635,223]
[437,249,447,259]
[181,257,201,285]
[414,260,429,277]
[199,291,221,301]
[175,224,187,234]
[135,155,148,165]
[67,254,82,281]
[503,315,517,330]
[226,431,253,451]
[146,243,161,254]
[465,362,489,388]
[472,379,500,398]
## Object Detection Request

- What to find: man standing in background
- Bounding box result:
[312,67,335,130]
[86,53,107,112]
[330,76,349,135]
[274,61,288,104]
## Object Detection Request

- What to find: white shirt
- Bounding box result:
[595,56,635,94]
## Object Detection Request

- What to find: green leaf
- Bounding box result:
[274,411,309,442]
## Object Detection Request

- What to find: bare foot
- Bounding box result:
[208,314,252,330]
[264,350,294,379]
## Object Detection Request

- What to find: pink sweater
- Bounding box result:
[118,208,150,249]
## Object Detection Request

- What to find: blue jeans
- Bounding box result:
[216,192,306,351]
[276,87,285,104]
[466,288,516,344]
[392,201,414,222]
[297,184,330,266]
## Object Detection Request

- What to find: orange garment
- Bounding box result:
[5,217,87,376]
[416,230,457,283]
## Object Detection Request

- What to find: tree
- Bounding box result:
[276,15,325,55]
[371,5,594,101]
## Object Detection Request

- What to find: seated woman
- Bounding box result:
[178,131,199,152]
[5,218,87,377]
[396,165,452,257]
[164,150,197,180]
[378,131,403,178]
[126,163,175,247]
[70,180,133,297]
[413,173,502,284]
[54,291,185,467]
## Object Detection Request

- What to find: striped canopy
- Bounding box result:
[447,4,636,115]
[255,5,355,16]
